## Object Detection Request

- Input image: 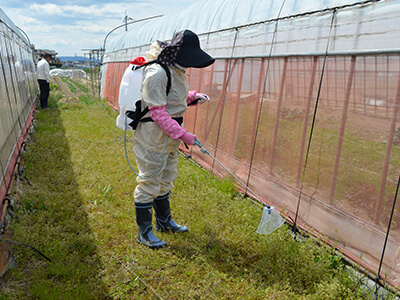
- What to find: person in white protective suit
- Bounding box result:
[133,30,215,248]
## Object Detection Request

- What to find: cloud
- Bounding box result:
[77,23,111,34]
[20,16,43,25]
[2,0,201,56]
[12,14,45,28]
[30,3,64,15]
[29,2,150,20]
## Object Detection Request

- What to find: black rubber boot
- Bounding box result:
[135,202,167,248]
[153,193,188,233]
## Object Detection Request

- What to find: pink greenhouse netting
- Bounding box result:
[103,53,400,287]
[183,55,400,287]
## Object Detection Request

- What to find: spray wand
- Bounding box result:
[193,139,285,234]
[194,139,269,208]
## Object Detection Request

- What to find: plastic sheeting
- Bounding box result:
[49,69,88,79]
[0,9,37,213]
[101,0,400,288]
[103,0,400,63]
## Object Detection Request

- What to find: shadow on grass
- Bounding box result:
[2,99,111,299]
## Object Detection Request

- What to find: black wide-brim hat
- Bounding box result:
[175,30,215,68]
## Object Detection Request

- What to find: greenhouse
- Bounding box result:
[102,0,400,289]
[0,8,37,212]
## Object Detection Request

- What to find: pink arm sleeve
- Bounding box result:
[187,90,197,105]
[149,106,186,139]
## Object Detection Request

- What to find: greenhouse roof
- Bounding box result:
[105,0,400,61]
[0,8,29,46]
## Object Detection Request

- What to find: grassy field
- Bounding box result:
[0,87,396,299]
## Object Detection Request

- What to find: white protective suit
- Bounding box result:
[132,63,189,203]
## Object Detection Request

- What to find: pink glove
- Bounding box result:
[187,90,197,105]
[180,132,197,145]
[187,91,210,106]
[196,93,210,104]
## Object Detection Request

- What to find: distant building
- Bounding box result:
[34,49,62,68]
[62,61,85,69]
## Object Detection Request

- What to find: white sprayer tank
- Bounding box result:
[116,57,146,130]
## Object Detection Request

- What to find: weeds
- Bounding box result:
[50,83,59,91]
[394,127,400,146]
[47,90,63,108]
[79,93,98,106]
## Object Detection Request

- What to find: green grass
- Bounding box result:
[1,92,396,299]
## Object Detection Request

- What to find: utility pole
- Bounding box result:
[124,11,132,31]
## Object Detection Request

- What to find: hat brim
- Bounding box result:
[175,47,215,68]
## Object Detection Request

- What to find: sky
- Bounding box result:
[0,0,201,57]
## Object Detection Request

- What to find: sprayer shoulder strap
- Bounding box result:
[140,60,171,95]
[139,61,171,115]
[127,61,171,129]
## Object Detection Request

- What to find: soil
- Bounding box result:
[50,76,93,103]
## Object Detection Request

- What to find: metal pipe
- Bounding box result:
[16,26,30,46]
[102,15,163,57]
[375,56,378,116]
[103,49,400,65]
[364,56,367,114]
[201,63,215,145]
[269,57,288,174]
[296,56,318,186]
[329,56,357,203]
[229,58,245,155]
[204,59,237,142]
[211,58,238,166]
[373,67,400,223]
[334,57,338,110]
[196,0,381,40]
[247,58,265,168]
[210,29,239,165]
